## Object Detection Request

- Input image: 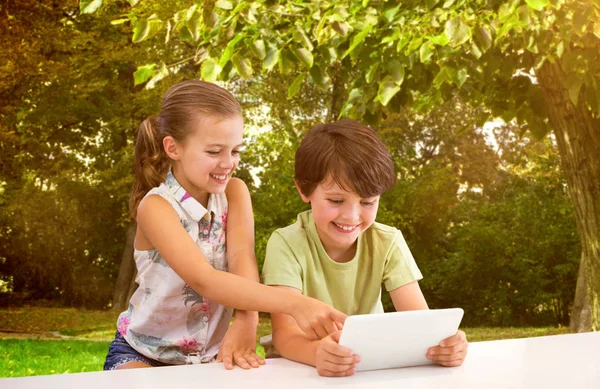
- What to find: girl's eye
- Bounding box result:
[328,199,343,204]
[361,201,375,206]
[232,149,241,155]
[207,151,220,155]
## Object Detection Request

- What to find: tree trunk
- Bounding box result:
[536,61,600,332]
[112,223,137,311]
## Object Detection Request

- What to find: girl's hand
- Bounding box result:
[217,314,265,370]
[290,296,348,340]
[426,330,468,367]
[316,327,360,377]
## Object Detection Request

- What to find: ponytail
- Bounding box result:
[129,116,170,219]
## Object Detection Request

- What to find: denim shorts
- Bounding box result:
[104,331,168,370]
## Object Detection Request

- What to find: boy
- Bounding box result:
[261,119,468,377]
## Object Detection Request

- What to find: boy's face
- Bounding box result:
[297,177,379,259]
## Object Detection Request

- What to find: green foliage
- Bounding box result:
[86,0,600,137]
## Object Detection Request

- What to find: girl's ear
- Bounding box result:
[163,136,180,160]
[295,181,310,203]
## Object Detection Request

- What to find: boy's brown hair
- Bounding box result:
[295,119,396,198]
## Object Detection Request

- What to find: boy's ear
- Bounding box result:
[295,181,310,203]
[163,136,180,160]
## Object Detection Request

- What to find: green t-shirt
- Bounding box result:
[261,210,423,315]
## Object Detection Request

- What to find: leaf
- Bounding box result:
[232,56,252,80]
[80,0,102,14]
[525,0,549,11]
[251,39,266,60]
[388,60,405,84]
[288,73,306,99]
[475,26,492,52]
[309,65,331,90]
[232,53,253,80]
[219,34,245,67]
[566,73,583,106]
[470,42,482,59]
[383,5,401,23]
[343,24,373,59]
[133,64,156,85]
[332,21,351,37]
[186,5,203,41]
[594,22,600,39]
[263,46,280,71]
[556,41,564,58]
[201,58,222,82]
[377,76,401,106]
[146,64,169,89]
[455,68,467,88]
[294,29,314,51]
[366,62,380,84]
[111,18,129,25]
[132,15,164,43]
[127,0,140,6]
[215,0,234,10]
[294,47,314,69]
[445,18,471,47]
[278,49,294,75]
[427,34,449,46]
[420,42,435,63]
[381,28,401,44]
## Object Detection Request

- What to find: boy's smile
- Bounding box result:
[297,177,379,262]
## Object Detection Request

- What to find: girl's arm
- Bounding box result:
[224,178,260,283]
[136,194,346,338]
[271,286,358,377]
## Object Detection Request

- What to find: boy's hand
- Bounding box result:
[217,314,265,370]
[426,330,468,367]
[316,328,360,377]
[291,296,348,340]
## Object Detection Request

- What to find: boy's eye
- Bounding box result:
[232,149,241,155]
[361,201,375,206]
[327,199,343,204]
[207,151,220,155]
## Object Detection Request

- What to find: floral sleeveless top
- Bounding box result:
[117,171,232,364]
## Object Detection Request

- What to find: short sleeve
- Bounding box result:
[382,230,423,291]
[261,231,304,292]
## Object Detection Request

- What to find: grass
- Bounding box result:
[0,339,108,378]
[0,306,570,378]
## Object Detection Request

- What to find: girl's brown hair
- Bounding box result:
[129,80,242,218]
[295,119,396,198]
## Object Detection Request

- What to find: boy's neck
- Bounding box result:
[321,240,358,263]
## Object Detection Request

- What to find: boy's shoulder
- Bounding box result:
[367,221,400,241]
[271,211,311,241]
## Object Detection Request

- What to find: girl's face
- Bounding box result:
[167,115,244,207]
[298,177,380,262]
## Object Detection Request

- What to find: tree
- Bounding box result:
[90,0,600,331]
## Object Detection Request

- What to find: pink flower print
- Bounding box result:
[117,316,131,336]
[175,337,199,354]
[221,211,227,232]
[199,300,211,313]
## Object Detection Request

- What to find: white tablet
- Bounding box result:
[338,308,464,372]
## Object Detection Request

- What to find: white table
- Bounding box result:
[3,332,599,388]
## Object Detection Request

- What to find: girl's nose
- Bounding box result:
[219,154,234,169]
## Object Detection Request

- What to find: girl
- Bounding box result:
[104,80,346,371]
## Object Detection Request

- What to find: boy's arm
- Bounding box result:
[388,281,429,311]
[271,285,320,366]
